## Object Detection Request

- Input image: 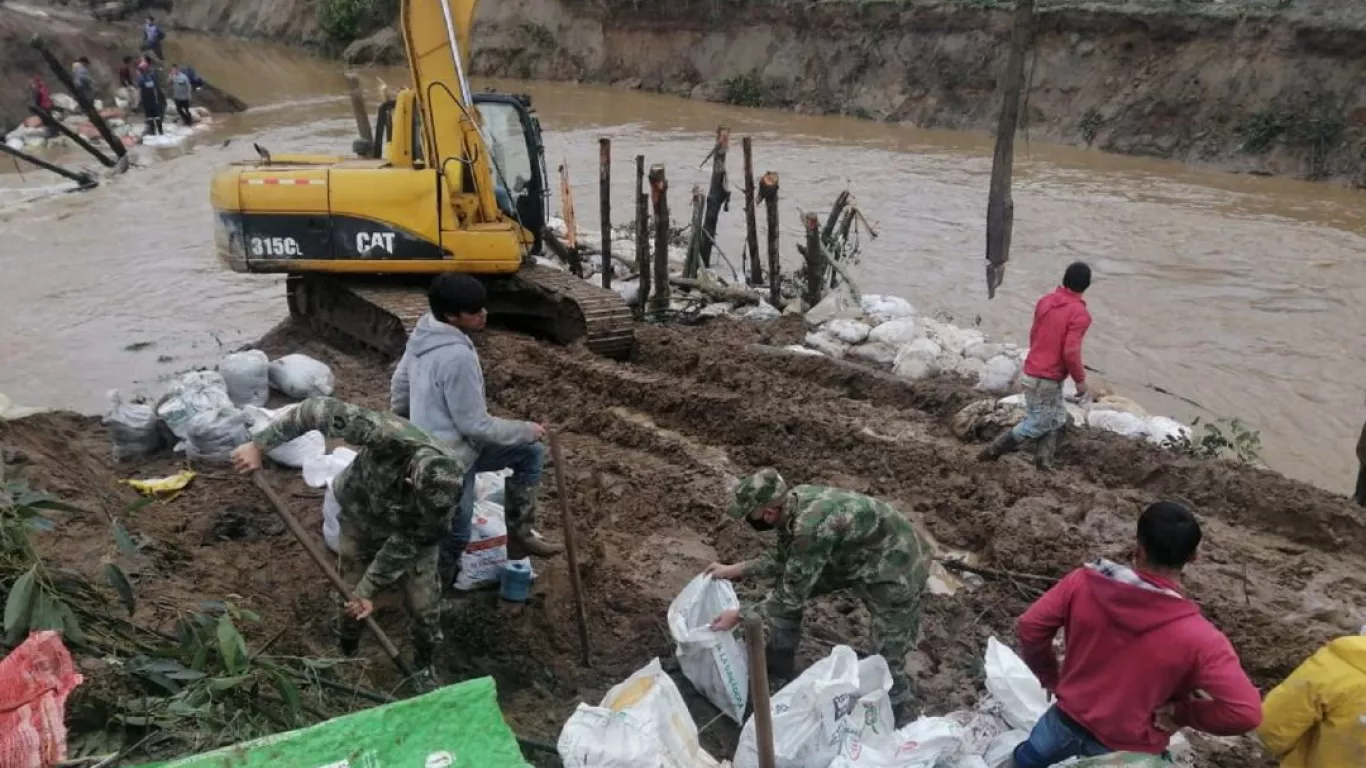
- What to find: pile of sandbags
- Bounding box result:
[952,392,1192,448]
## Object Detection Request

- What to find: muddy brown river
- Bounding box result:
[2,34,1363,495]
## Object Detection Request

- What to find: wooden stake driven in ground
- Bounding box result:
[759,172,781,307]
[30,37,126,160]
[699,127,730,269]
[684,186,706,279]
[744,617,778,768]
[648,164,671,316]
[344,72,373,151]
[548,432,592,667]
[559,162,579,259]
[248,472,413,678]
[742,137,762,287]
[599,138,612,289]
[984,0,1036,299]
[801,212,826,309]
[635,154,651,313]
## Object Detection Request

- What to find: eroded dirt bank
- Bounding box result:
[5,316,1365,764]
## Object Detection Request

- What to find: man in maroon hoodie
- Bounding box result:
[980,261,1093,469]
[1007,502,1262,767]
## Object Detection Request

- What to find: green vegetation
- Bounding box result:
[1163,417,1263,464]
[1235,93,1347,179]
[318,0,398,50]
[1078,108,1103,147]
[721,72,771,108]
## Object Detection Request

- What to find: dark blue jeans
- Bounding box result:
[444,442,544,559]
[1013,706,1112,768]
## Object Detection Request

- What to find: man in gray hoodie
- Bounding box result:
[391,273,563,584]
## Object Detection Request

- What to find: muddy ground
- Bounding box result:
[5,315,1366,765]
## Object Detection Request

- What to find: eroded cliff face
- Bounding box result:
[470,0,1366,184]
[168,0,321,45]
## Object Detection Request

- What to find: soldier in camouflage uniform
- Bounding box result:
[707,468,932,724]
[231,397,473,692]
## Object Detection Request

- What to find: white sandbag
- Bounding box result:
[218,349,270,407]
[982,729,1029,767]
[735,646,894,768]
[942,354,986,381]
[860,294,915,324]
[157,370,234,443]
[955,757,990,768]
[700,302,731,317]
[103,390,164,461]
[1085,409,1149,439]
[978,355,1021,394]
[920,317,986,357]
[667,575,749,723]
[558,658,723,768]
[1069,754,1171,767]
[475,469,510,506]
[866,318,920,347]
[848,342,898,367]
[302,447,358,488]
[964,342,1007,362]
[1144,416,1191,446]
[805,291,859,327]
[243,405,326,469]
[804,331,850,359]
[825,318,872,345]
[892,338,942,381]
[783,344,825,357]
[454,498,534,591]
[984,638,1049,731]
[741,301,782,321]
[184,406,250,464]
[322,482,342,553]
[893,716,965,766]
[268,353,335,399]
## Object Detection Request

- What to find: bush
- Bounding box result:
[1162,417,1263,464]
[318,0,398,49]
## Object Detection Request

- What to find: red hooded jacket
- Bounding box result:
[1015,562,1263,753]
[1022,286,1091,385]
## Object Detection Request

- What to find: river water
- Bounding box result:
[2,34,1363,494]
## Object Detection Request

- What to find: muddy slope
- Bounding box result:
[0,5,128,130]
[6,316,1364,764]
[471,0,1366,185]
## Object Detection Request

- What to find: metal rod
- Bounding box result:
[0,142,96,188]
[435,0,474,107]
[744,617,777,768]
[547,432,592,667]
[249,472,412,677]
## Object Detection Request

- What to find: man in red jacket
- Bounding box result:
[980,261,1093,469]
[1007,502,1262,767]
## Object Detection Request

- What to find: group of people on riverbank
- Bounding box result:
[225,266,1362,766]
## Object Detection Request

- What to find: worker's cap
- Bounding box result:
[727,468,787,520]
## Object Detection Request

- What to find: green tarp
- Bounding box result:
[137,676,529,768]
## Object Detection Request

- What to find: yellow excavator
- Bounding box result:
[207,0,634,359]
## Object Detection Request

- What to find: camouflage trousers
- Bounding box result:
[768,578,926,707]
[337,523,443,667]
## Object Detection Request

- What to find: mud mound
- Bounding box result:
[7,315,1365,765]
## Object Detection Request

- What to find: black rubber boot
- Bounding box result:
[978,429,1021,461]
[1034,430,1059,471]
[766,645,796,686]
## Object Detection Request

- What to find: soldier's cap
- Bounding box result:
[727,468,788,520]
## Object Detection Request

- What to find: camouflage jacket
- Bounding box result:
[743,485,931,619]
[252,397,474,598]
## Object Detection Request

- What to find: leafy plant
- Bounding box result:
[1079,108,1103,147]
[1162,417,1263,463]
[1236,111,1286,155]
[318,0,397,49]
[721,72,770,108]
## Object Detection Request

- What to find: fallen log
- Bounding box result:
[669,276,761,306]
[0,142,97,189]
[29,105,115,168]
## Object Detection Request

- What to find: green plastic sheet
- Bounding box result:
[137,676,528,768]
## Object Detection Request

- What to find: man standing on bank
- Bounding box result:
[705,468,932,725]
[980,261,1093,469]
[391,273,562,588]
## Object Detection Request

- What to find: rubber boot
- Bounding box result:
[439,538,467,595]
[977,429,1021,462]
[891,698,915,729]
[337,619,361,657]
[503,482,564,560]
[766,644,796,685]
[1034,430,1059,472]
[410,643,441,694]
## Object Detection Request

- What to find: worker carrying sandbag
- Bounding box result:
[390,273,560,591]
[1257,626,1366,768]
[980,261,1094,470]
[230,397,474,692]
[704,468,931,726]
[1006,502,1262,767]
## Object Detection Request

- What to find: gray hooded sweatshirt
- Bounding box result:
[390,313,537,448]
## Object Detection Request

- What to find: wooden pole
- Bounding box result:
[802,212,825,309]
[759,172,780,308]
[547,432,592,667]
[648,165,671,316]
[559,162,580,273]
[635,154,651,313]
[698,126,730,269]
[250,472,412,678]
[744,617,777,768]
[684,186,706,279]
[30,37,126,159]
[599,138,612,289]
[742,137,761,286]
[985,0,1036,299]
[29,105,115,167]
[0,142,96,188]
[344,72,374,150]
[823,190,851,243]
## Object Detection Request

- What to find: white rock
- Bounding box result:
[740,301,781,321]
[783,344,824,357]
[867,318,920,347]
[804,291,859,327]
[848,342,897,367]
[824,318,871,345]
[860,294,915,324]
[699,302,730,317]
[804,331,850,359]
[978,354,1021,394]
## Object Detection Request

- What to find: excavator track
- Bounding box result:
[286,264,635,360]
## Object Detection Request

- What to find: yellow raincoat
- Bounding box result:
[1258,636,1366,768]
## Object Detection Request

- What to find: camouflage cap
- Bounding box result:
[727,468,788,520]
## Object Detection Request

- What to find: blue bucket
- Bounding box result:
[499,561,533,603]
